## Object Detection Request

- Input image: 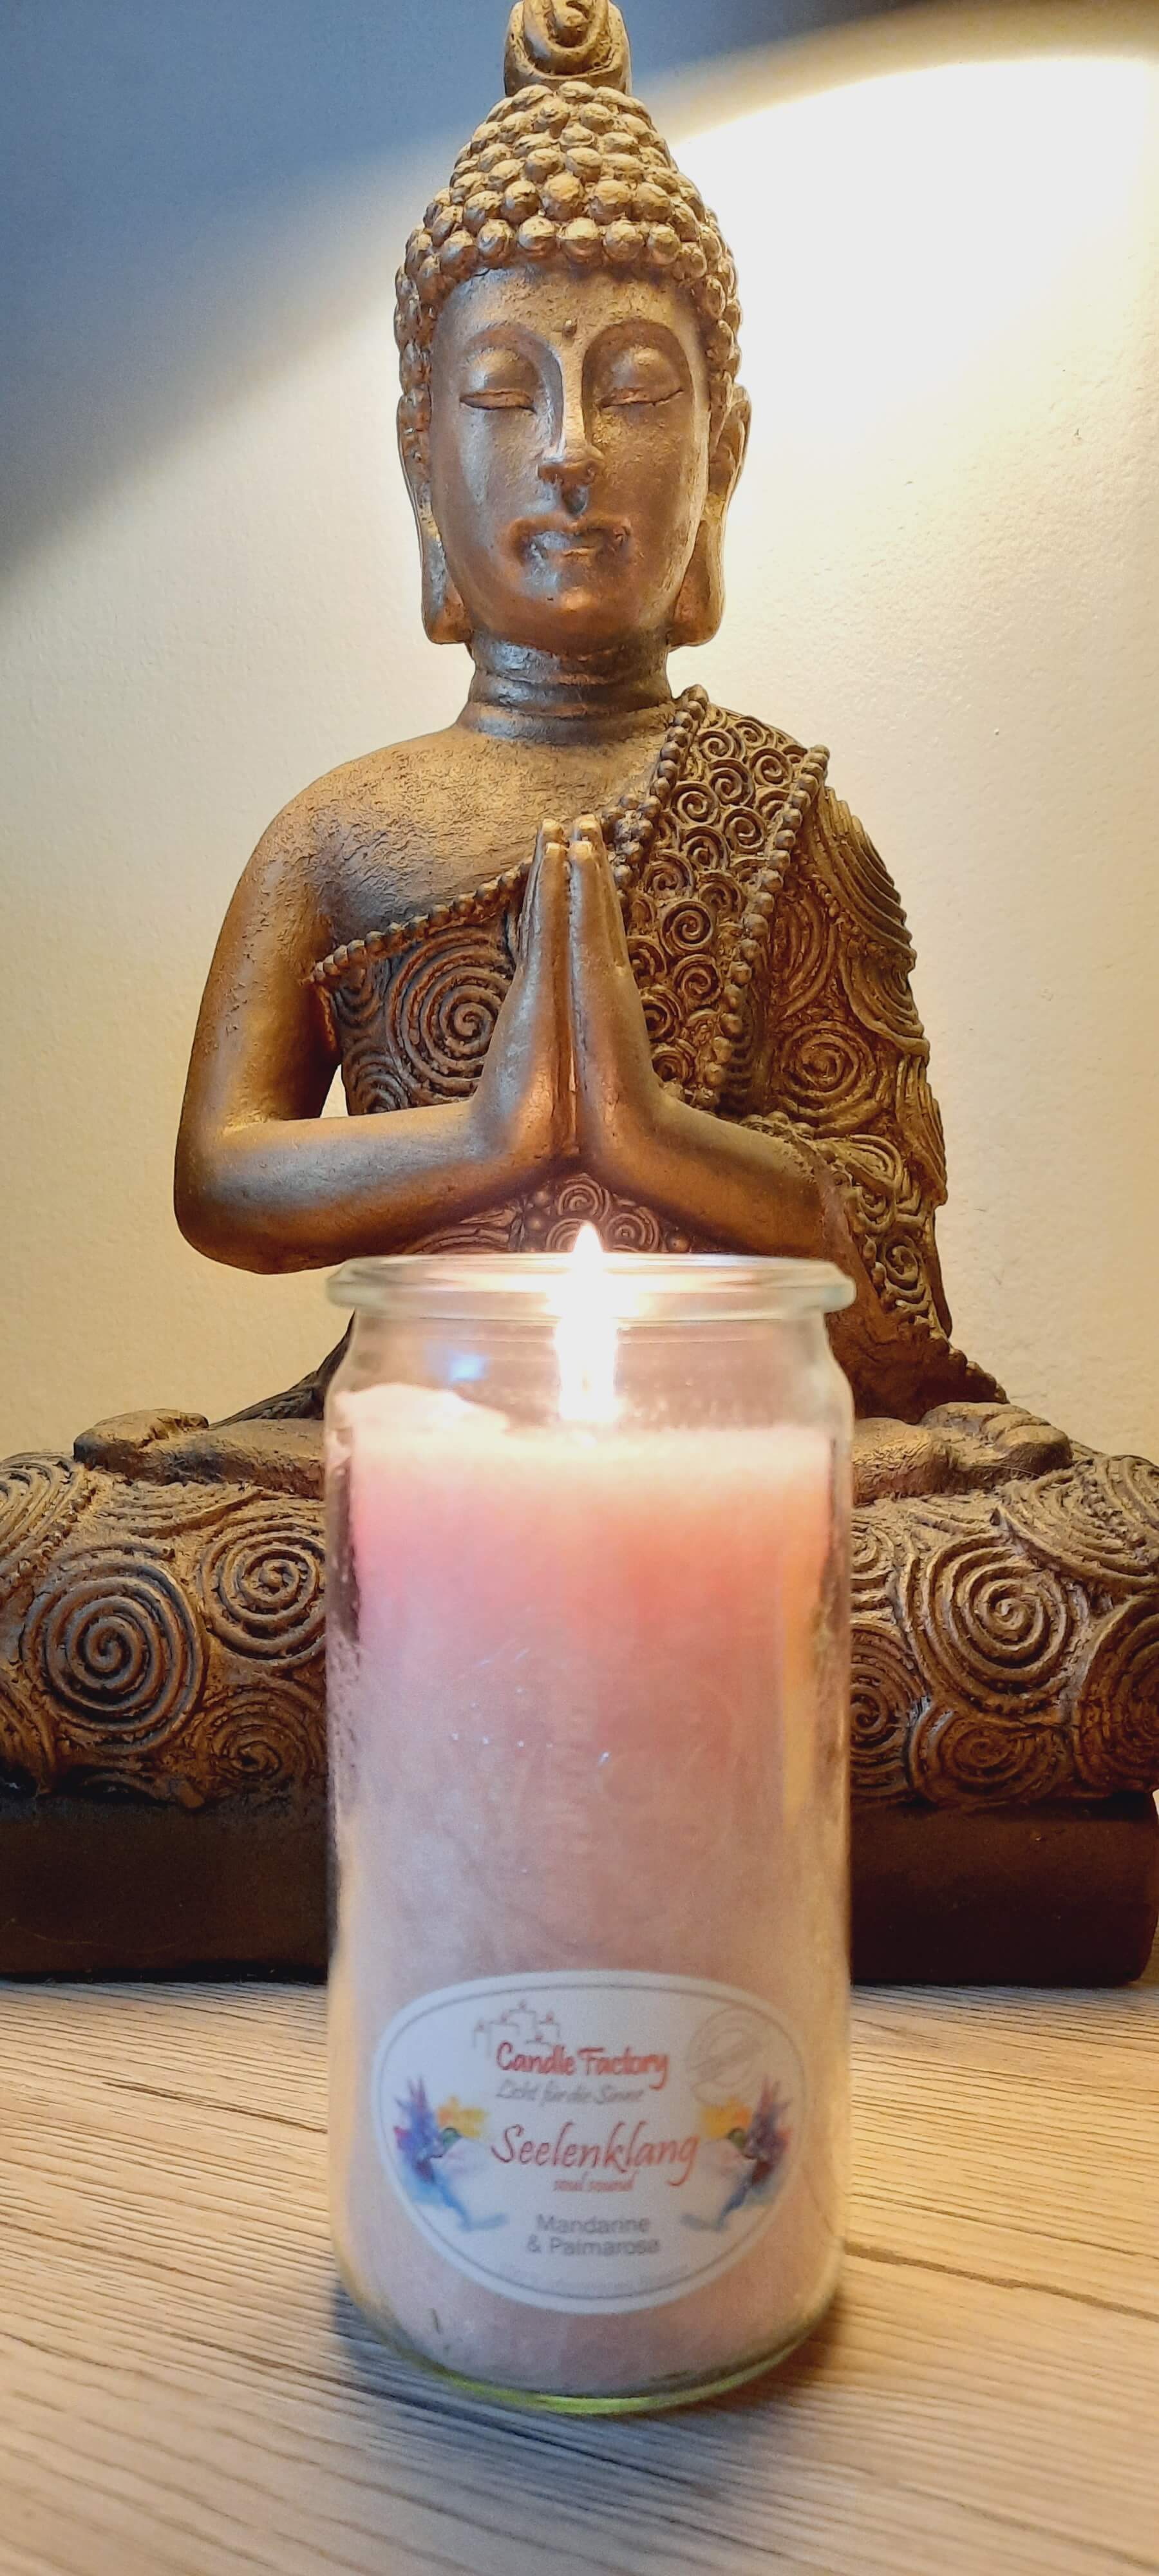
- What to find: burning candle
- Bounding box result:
[325,1234,853,2409]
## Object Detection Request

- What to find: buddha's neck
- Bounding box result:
[460,633,674,744]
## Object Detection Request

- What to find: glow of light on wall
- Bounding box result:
[677,53,1154,454]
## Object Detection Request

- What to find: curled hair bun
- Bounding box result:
[504,2,632,95]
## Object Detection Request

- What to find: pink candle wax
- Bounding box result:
[327,1376,848,2405]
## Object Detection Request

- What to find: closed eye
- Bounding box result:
[594,345,686,410]
[599,382,681,408]
[460,387,536,409]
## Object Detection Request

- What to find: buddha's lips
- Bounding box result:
[516,517,627,564]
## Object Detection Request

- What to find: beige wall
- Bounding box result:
[2,3,1157,1460]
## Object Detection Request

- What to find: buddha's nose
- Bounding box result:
[538,435,599,513]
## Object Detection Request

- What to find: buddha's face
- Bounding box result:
[425,264,715,656]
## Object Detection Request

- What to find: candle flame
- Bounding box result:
[555,1224,617,1425]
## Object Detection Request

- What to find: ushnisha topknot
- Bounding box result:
[395,3,743,497]
[504,0,633,95]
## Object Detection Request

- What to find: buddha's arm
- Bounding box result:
[615,1093,996,1419]
[608,1091,851,1265]
[175,813,570,1272]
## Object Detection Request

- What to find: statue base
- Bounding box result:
[0,1789,1154,1984]
[3,1417,1158,1984]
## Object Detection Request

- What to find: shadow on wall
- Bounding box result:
[0,0,916,577]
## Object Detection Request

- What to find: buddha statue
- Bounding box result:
[2,0,1156,1979]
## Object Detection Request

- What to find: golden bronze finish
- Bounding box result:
[1,1,1156,1938]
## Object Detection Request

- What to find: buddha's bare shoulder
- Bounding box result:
[241,724,475,939]
[256,725,468,858]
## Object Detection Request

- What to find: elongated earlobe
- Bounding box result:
[400,419,473,645]
[670,390,751,650]
[417,503,472,646]
[670,516,722,649]
[421,535,471,644]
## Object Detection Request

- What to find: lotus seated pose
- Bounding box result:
[1,0,1156,1960]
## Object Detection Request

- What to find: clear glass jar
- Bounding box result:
[325,1245,854,2413]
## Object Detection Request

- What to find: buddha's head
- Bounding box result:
[395,0,748,661]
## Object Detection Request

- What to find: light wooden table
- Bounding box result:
[1,1956,1156,2576]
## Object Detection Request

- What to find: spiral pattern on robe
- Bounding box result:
[529,1176,666,1254]
[201,1680,325,1802]
[661,897,715,954]
[903,1535,1080,1714]
[813,796,914,956]
[895,1054,949,1202]
[1101,1455,1159,1555]
[835,1137,910,1238]
[23,1548,207,1746]
[840,944,924,1054]
[668,781,718,830]
[776,1017,887,1135]
[0,1455,93,1593]
[1071,1602,1159,1792]
[771,880,835,1016]
[650,1039,698,1093]
[196,1506,325,1664]
[749,744,797,799]
[339,1042,414,1118]
[99,1482,241,1540]
[696,721,746,768]
[642,984,681,1045]
[877,1230,929,1314]
[329,956,391,1034]
[677,825,730,880]
[626,933,666,987]
[639,848,695,900]
[0,1681,57,1794]
[999,1461,1159,1596]
[542,1173,607,1233]
[907,1704,1073,1806]
[850,1621,923,1803]
[699,759,748,811]
[387,927,514,1099]
[691,861,744,922]
[851,1513,901,1619]
[419,1206,523,1254]
[724,802,766,855]
[728,714,774,753]
[671,952,721,1014]
[849,1134,926,1225]
[601,1199,669,1253]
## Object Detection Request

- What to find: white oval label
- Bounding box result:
[373,1971,806,2313]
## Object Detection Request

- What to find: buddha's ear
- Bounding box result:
[400,428,473,646]
[669,388,751,649]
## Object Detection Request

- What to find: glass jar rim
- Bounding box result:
[329,1251,855,1325]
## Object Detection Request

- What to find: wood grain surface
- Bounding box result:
[0,1953,1156,2576]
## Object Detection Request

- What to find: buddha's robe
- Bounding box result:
[313,690,994,1423]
